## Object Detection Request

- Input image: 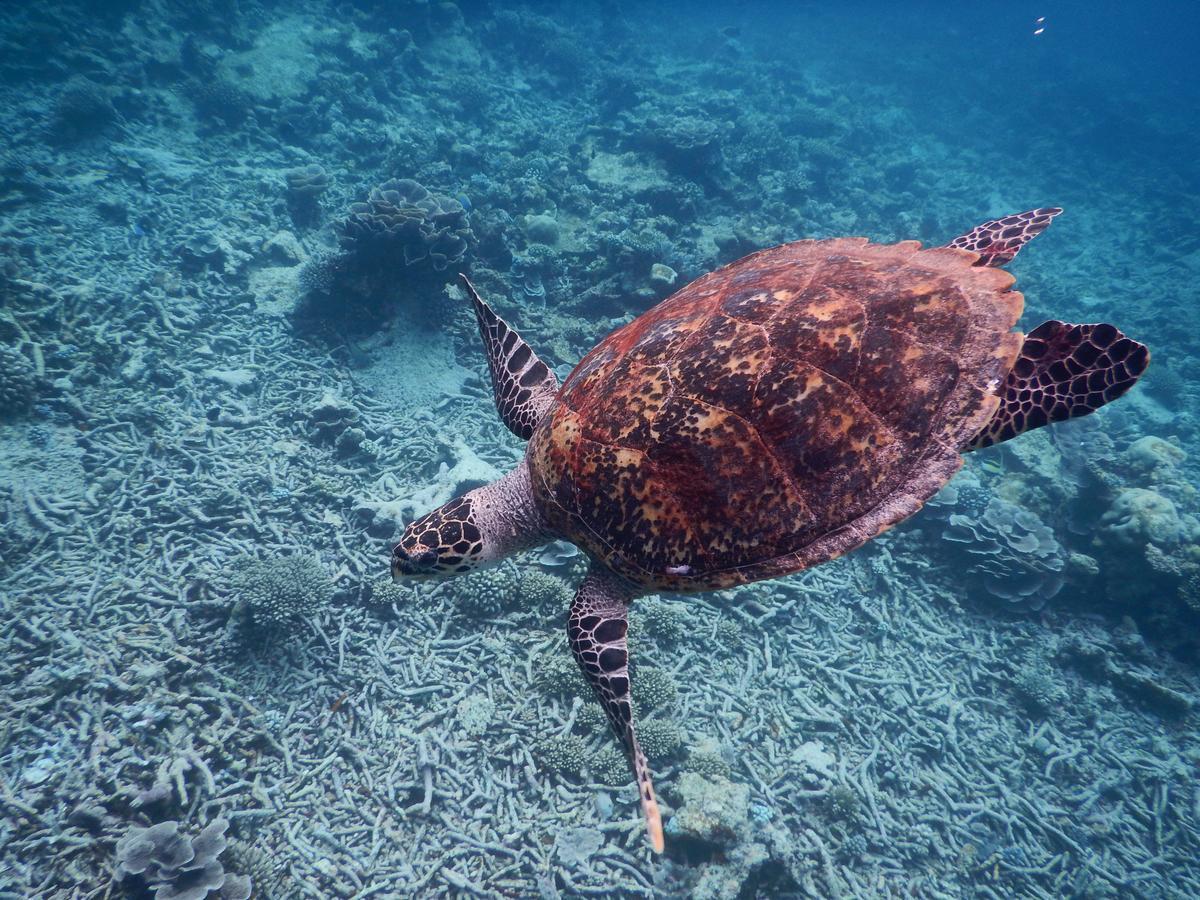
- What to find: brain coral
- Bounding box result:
[1100,488,1189,549]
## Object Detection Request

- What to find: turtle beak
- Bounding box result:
[391,544,439,581]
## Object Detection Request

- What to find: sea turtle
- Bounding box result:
[390,208,1148,852]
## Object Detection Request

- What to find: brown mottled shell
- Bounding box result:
[528,239,1024,591]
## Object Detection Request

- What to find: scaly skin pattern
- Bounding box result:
[969,320,1149,450]
[566,568,663,853]
[461,276,559,441]
[527,238,1025,592]
[945,207,1063,268]
[392,462,549,577]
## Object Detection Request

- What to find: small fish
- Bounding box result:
[456,193,472,211]
[1034,27,1045,35]
[665,563,692,576]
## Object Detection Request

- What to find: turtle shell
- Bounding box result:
[527,238,1024,591]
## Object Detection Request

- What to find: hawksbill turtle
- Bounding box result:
[390,208,1148,852]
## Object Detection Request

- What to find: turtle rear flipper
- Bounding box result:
[568,567,664,854]
[946,207,1063,267]
[968,320,1149,450]
[460,274,560,440]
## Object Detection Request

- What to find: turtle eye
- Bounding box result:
[413,548,438,566]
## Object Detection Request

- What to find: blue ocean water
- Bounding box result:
[1,1,1197,897]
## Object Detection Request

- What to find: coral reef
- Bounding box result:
[335,178,471,271]
[0,2,1196,898]
[228,555,334,631]
[297,177,471,324]
[50,79,115,141]
[668,773,750,846]
[632,666,677,712]
[636,718,685,762]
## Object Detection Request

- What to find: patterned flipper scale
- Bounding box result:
[567,567,664,854]
[460,275,560,440]
[968,321,1149,450]
[945,207,1063,268]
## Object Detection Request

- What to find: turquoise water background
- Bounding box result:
[0,1,1197,897]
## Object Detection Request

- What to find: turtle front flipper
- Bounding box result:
[460,274,560,440]
[567,566,664,854]
[968,320,1149,450]
[945,207,1063,267]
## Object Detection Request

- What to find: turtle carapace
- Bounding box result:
[390,208,1148,853]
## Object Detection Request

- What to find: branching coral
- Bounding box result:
[535,732,586,776]
[228,555,333,630]
[450,566,515,618]
[51,79,114,141]
[534,651,589,698]
[631,597,688,644]
[632,666,677,712]
[637,718,684,762]
[518,570,572,614]
[589,744,631,786]
[0,345,37,417]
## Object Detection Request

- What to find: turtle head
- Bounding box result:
[391,495,486,582]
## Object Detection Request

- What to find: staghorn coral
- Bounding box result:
[228,554,333,631]
[942,498,1067,611]
[114,818,251,900]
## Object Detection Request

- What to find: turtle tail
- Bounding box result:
[967,320,1149,451]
